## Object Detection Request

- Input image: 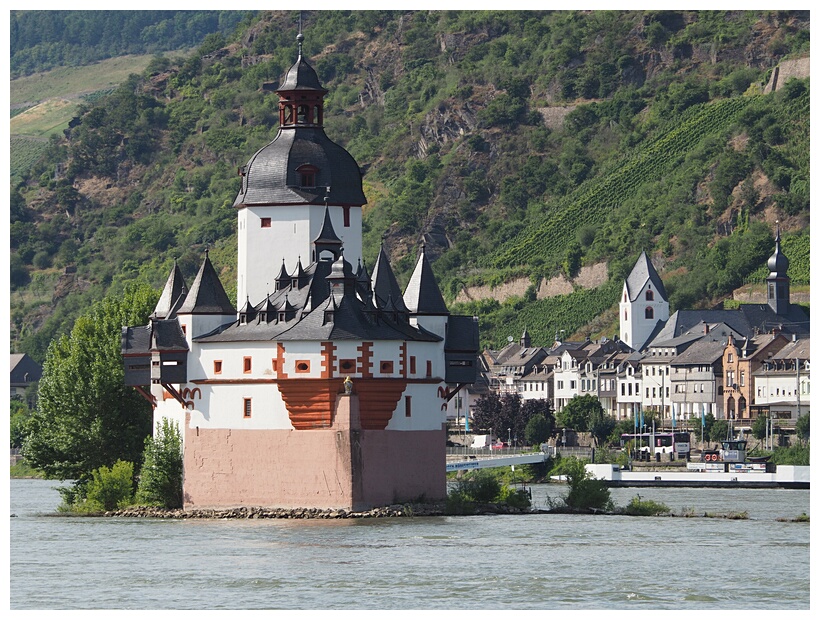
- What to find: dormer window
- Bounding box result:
[297,164,318,188]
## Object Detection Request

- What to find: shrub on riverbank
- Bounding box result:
[59,459,136,513]
[551,457,613,513]
[446,469,532,514]
[623,495,671,516]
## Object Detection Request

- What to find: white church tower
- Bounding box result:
[620,251,669,351]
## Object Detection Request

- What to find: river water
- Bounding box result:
[9,478,810,610]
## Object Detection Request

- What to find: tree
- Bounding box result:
[525,414,551,446]
[751,414,769,442]
[136,419,184,508]
[709,419,730,444]
[23,283,159,482]
[557,394,603,432]
[589,410,617,447]
[795,413,809,442]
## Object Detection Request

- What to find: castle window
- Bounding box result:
[214,360,222,374]
[297,164,318,188]
[426,360,432,378]
[646,290,654,301]
[261,217,271,228]
[243,398,252,418]
[272,359,278,373]
[405,395,412,417]
[340,359,356,373]
[380,361,394,374]
[410,356,416,374]
[295,360,310,373]
[645,307,654,320]
[243,357,252,374]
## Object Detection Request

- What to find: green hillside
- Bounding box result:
[9,10,810,359]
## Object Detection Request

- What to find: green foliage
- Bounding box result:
[709,419,730,443]
[10,458,43,478]
[22,283,158,482]
[559,457,612,512]
[136,419,184,509]
[10,10,253,78]
[751,414,769,441]
[446,469,531,512]
[10,398,31,448]
[524,414,552,446]
[623,495,671,516]
[84,460,136,512]
[795,413,809,442]
[557,394,603,432]
[452,469,502,503]
[769,443,809,466]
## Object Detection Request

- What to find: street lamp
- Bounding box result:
[508,427,511,449]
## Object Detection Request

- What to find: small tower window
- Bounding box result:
[243,357,252,374]
[645,307,654,320]
[261,217,271,228]
[297,164,318,188]
[214,360,223,374]
[243,398,252,418]
[297,104,309,123]
[646,290,654,301]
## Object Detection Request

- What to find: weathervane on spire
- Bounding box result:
[297,12,304,56]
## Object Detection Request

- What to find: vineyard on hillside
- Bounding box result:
[486,96,756,270]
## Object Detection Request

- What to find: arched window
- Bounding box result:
[645,307,654,320]
[296,164,319,188]
[645,290,654,301]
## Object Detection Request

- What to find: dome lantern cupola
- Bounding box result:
[277,32,327,129]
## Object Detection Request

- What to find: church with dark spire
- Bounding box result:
[122,34,479,511]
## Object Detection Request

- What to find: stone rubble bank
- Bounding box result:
[105,502,541,519]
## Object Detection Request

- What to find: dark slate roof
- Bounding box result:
[10,353,42,384]
[196,257,439,344]
[625,251,667,301]
[371,245,408,313]
[445,315,480,353]
[651,305,809,346]
[177,253,236,315]
[122,319,189,355]
[767,225,790,276]
[403,245,449,315]
[234,127,366,208]
[771,337,810,360]
[278,51,327,93]
[670,339,725,366]
[152,261,187,320]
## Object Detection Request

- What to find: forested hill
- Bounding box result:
[10,11,254,78]
[10,10,810,361]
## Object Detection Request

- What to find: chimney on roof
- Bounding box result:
[704,323,709,335]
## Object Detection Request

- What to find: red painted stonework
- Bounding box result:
[182,397,446,510]
[277,377,407,430]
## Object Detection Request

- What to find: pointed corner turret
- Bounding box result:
[403,242,448,315]
[178,252,236,316]
[152,260,187,320]
[371,242,408,313]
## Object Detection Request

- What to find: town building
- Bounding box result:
[753,337,810,422]
[122,35,479,511]
[10,353,42,405]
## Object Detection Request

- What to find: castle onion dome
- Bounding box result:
[233,33,366,209]
[767,224,789,276]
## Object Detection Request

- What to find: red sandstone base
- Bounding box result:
[182,395,446,510]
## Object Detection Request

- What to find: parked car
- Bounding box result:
[490,441,508,450]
